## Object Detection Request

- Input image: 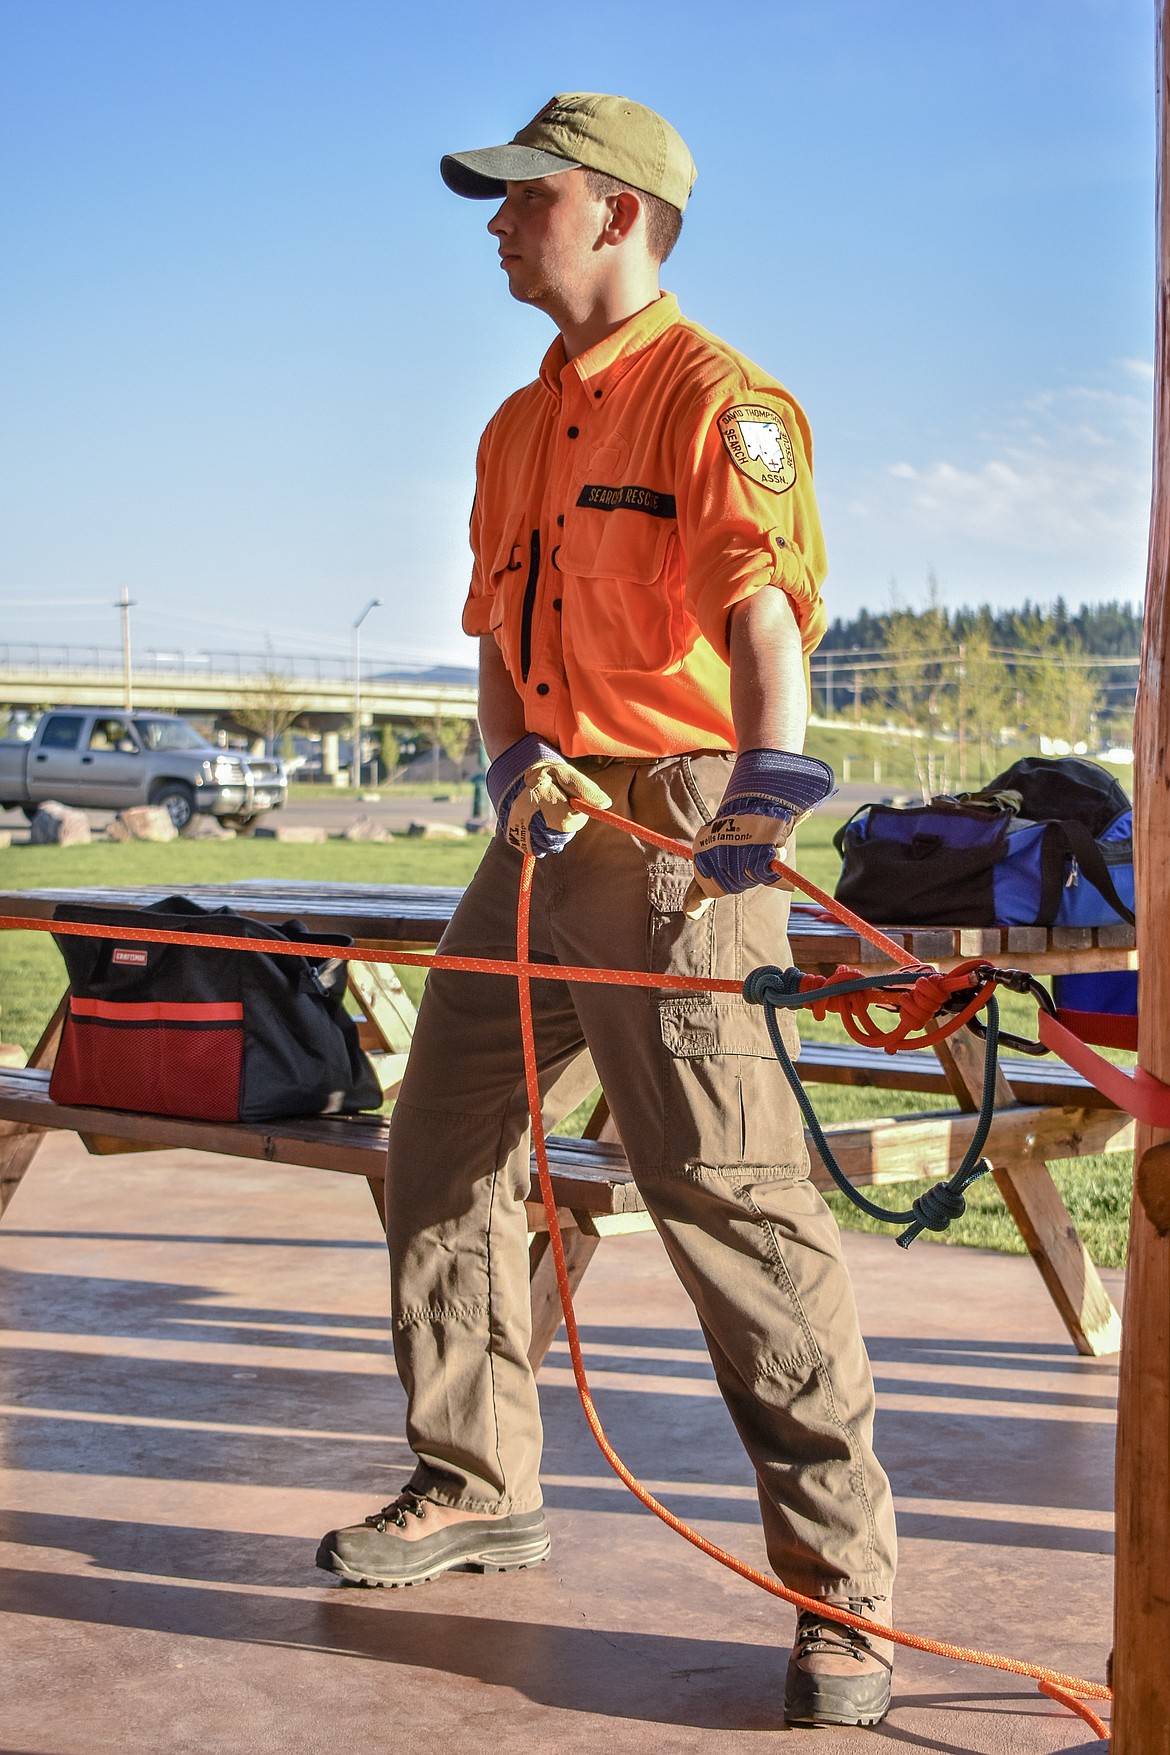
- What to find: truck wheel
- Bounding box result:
[152,783,195,833]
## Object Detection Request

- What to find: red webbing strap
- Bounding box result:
[1039,1009,1170,1126]
[1053,1008,1139,1053]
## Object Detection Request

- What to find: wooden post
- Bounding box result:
[1112,7,1170,1743]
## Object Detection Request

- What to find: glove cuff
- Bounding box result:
[723,748,836,816]
[486,734,559,814]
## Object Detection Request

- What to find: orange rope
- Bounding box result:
[0,812,1115,1733]
[514,810,1112,1742]
[0,872,989,1057]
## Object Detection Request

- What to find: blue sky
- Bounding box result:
[0,0,1155,670]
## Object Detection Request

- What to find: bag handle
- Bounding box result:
[832,803,873,857]
[1055,819,1136,925]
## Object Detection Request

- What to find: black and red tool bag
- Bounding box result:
[48,895,382,1122]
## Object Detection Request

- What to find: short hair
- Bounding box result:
[583,167,683,264]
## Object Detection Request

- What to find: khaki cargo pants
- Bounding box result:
[386,752,897,1600]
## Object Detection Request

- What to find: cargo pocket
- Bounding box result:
[49,997,245,1120]
[647,860,805,1173]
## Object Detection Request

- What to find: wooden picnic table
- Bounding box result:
[0,881,1137,1361]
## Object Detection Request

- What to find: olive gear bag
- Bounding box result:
[48,894,382,1122]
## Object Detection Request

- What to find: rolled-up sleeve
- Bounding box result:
[675,391,828,664]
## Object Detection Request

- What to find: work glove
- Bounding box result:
[684,748,835,918]
[487,733,612,857]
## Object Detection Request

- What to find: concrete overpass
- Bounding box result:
[0,647,479,725]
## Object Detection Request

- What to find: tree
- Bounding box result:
[879,579,953,795]
[380,724,400,779]
[231,655,305,756]
[1019,639,1101,751]
[955,619,1017,783]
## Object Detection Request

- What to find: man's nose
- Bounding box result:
[487,200,510,237]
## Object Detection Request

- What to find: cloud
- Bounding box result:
[879,374,1151,560]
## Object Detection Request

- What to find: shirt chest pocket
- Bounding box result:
[559,509,682,673]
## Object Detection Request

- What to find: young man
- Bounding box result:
[318,92,897,1730]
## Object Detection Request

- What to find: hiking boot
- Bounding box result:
[783,1595,894,1728]
[315,1490,550,1588]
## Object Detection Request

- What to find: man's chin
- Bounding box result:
[505,272,552,309]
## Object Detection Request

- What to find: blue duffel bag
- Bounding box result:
[833,757,1135,931]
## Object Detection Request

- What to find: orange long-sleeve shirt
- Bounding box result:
[462,292,827,758]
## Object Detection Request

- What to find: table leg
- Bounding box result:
[935,1030,1122,1357]
[527,1223,600,1370]
[0,997,67,1221]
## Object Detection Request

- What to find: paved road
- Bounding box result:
[0,787,481,839]
[0,779,912,843]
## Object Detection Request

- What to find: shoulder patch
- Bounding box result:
[717,405,797,494]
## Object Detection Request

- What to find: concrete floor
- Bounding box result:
[0,1136,1115,1753]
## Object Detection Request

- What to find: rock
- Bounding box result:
[407,820,468,840]
[342,814,388,843]
[109,806,177,843]
[0,1042,28,1069]
[29,802,91,846]
[0,829,10,850]
[464,816,492,835]
[266,824,328,843]
[185,815,236,840]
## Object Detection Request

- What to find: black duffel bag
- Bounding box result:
[49,895,382,1122]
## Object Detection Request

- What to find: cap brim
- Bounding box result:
[440,143,582,199]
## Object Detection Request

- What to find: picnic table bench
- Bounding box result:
[0,880,1136,1361]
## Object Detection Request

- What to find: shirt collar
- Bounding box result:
[538,293,682,400]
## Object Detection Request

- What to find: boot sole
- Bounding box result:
[316,1532,551,1588]
[783,1706,890,1729]
[783,1680,891,1729]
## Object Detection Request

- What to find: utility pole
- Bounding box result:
[116,586,135,710]
[351,598,382,790]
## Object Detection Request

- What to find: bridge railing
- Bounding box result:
[0,644,474,687]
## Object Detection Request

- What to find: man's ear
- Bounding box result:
[601,189,642,246]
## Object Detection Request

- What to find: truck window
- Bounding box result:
[39,715,85,751]
[133,717,208,752]
[89,718,138,754]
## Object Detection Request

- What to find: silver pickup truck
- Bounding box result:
[0,708,288,832]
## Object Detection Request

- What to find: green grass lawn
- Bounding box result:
[0,813,1133,1267]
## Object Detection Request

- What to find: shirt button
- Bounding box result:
[567,425,579,439]
[594,389,602,399]
[536,682,550,696]
[556,513,564,526]
[552,598,562,611]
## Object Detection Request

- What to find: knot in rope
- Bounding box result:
[909,1181,968,1233]
[893,970,960,1034]
[741,965,804,1008]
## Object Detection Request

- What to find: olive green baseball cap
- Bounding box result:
[441,92,696,211]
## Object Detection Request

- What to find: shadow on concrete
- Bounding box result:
[0,1560,1095,1742]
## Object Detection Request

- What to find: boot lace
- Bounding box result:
[365,1490,430,1533]
[794,1598,893,1671]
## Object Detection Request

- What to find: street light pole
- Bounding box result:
[351,597,382,789]
[116,586,136,710]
